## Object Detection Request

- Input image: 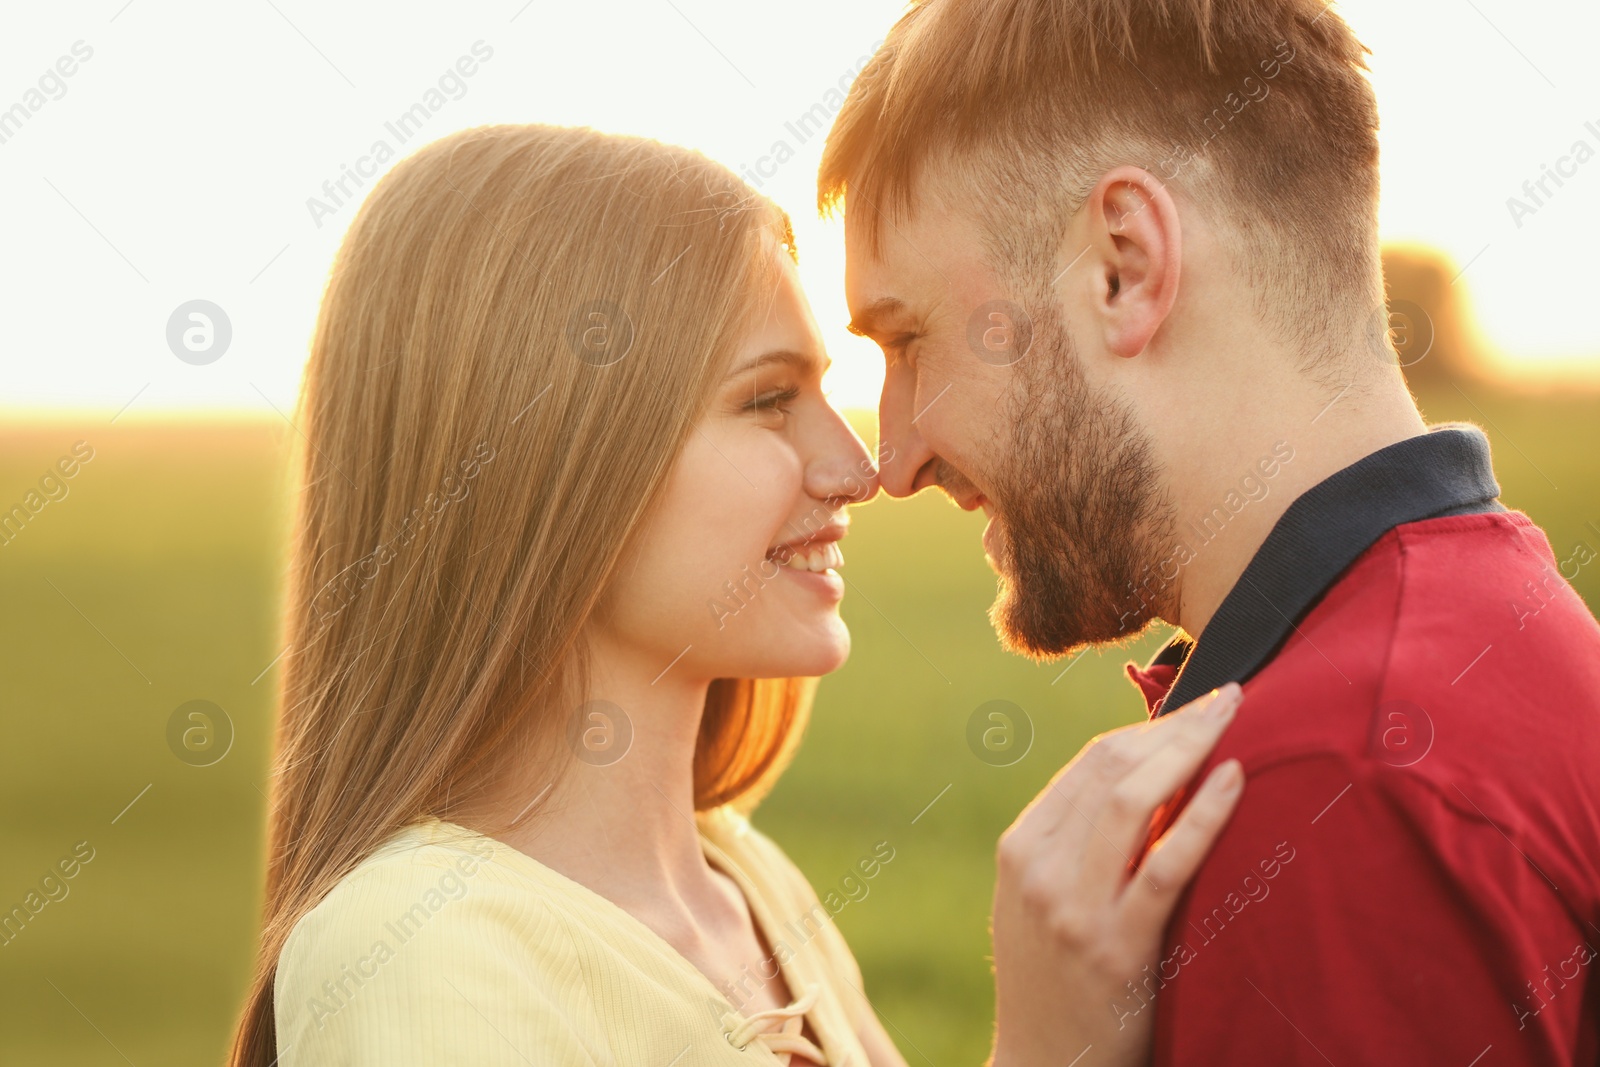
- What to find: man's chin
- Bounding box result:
[988,578,1079,660]
[988,572,1153,661]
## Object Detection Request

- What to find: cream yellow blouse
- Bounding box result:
[274,807,876,1066]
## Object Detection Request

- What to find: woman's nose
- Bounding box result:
[804,413,880,504]
[805,451,879,504]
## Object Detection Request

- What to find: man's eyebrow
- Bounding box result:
[726,348,831,377]
[846,297,907,339]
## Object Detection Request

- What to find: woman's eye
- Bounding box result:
[746,387,800,417]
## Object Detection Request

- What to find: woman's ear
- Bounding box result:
[1080,166,1182,359]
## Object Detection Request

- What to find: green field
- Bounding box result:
[1,382,1596,1064]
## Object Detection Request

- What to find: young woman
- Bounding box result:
[228,124,1245,1067]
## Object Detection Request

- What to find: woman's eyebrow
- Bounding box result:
[727,349,831,377]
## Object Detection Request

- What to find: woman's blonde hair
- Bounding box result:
[229,124,816,1066]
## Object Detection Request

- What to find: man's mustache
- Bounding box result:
[932,459,984,506]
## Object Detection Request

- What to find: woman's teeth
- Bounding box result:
[775,541,844,573]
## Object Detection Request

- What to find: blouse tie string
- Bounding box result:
[722,985,826,1064]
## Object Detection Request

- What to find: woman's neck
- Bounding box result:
[475,639,739,938]
[453,638,805,1023]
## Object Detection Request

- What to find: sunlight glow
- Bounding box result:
[0,0,1593,418]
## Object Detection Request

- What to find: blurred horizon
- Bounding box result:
[8,236,1600,428]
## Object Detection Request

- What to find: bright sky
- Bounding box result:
[1,0,1595,419]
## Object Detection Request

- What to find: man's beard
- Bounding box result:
[982,300,1177,660]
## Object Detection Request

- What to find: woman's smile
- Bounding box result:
[767,527,847,601]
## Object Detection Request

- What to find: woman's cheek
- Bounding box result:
[676,432,792,601]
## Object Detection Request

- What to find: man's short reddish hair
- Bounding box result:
[819,0,1384,358]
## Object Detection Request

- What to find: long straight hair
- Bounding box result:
[228,125,816,1066]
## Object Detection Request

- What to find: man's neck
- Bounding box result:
[1165,371,1427,640]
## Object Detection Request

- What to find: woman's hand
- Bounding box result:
[989,683,1246,1067]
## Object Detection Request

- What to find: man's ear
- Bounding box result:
[1074,166,1182,359]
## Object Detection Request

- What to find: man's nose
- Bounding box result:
[876,366,933,498]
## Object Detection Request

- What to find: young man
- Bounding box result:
[821,0,1600,1063]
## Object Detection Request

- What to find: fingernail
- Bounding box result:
[1210,759,1244,794]
[1205,683,1242,719]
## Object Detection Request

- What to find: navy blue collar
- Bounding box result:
[1151,424,1504,716]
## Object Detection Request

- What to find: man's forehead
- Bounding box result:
[843,210,929,317]
[843,201,929,258]
[843,248,919,338]
[844,200,990,333]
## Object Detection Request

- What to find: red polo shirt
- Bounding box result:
[1126,431,1600,1064]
